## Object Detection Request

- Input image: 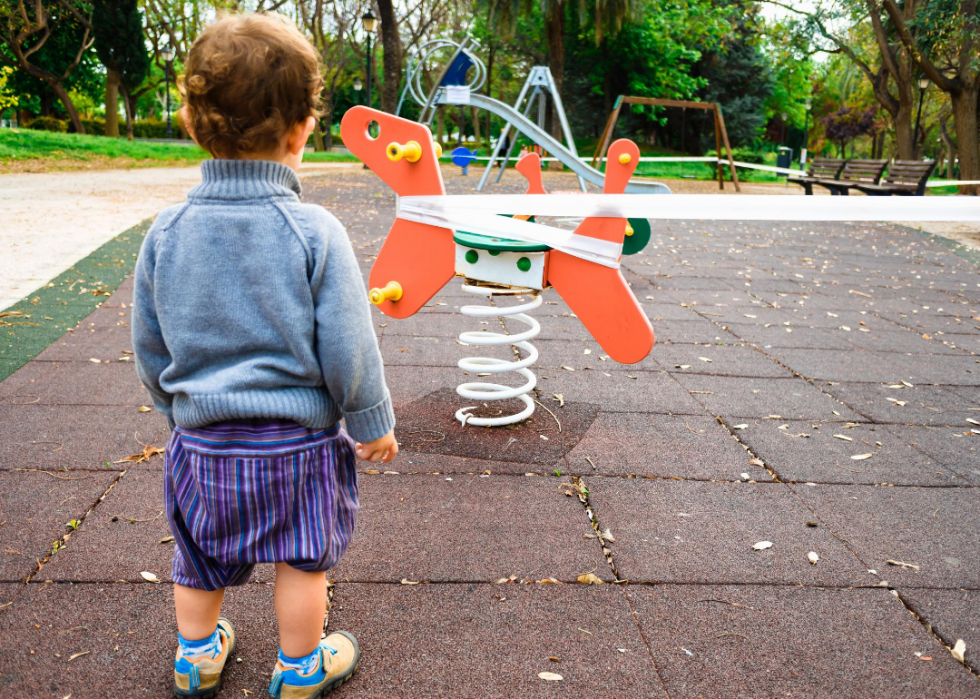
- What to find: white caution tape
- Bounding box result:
[400,193,980,223]
[397,197,623,268]
[397,193,980,268]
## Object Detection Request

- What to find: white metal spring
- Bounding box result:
[456,284,542,427]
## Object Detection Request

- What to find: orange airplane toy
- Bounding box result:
[340,106,655,424]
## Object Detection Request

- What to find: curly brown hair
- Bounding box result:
[179,13,323,158]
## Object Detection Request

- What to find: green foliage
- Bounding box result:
[0,127,207,163]
[80,117,106,135]
[27,116,69,132]
[0,66,17,113]
[707,147,766,164]
[696,9,775,148]
[92,0,151,92]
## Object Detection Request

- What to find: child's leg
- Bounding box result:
[274,562,326,657]
[174,583,226,640]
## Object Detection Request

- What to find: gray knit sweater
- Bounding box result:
[132,159,394,443]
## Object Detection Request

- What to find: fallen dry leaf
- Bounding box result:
[538,672,563,681]
[886,559,920,571]
[733,424,748,430]
[553,393,565,407]
[138,406,152,413]
[67,651,90,662]
[749,458,765,467]
[752,541,773,551]
[952,639,966,663]
[115,445,165,465]
[88,358,101,363]
[851,454,873,461]
[140,571,160,583]
[833,434,853,442]
[577,573,604,585]
[400,578,421,585]
[159,536,174,544]
[808,552,819,565]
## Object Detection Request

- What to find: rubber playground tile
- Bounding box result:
[0,581,281,699]
[686,304,793,327]
[565,413,771,481]
[887,353,980,386]
[658,344,792,378]
[626,585,980,699]
[645,318,738,345]
[376,309,463,338]
[384,452,560,476]
[588,479,869,586]
[393,388,596,464]
[721,321,858,351]
[34,323,136,362]
[502,312,592,341]
[384,365,459,408]
[0,403,169,471]
[331,474,605,583]
[0,359,150,407]
[538,368,707,415]
[793,484,980,588]
[381,335,469,367]
[732,420,963,486]
[0,470,117,582]
[822,382,980,426]
[0,583,21,609]
[326,583,665,698]
[844,328,969,355]
[884,425,980,485]
[670,374,862,422]
[900,588,979,671]
[764,348,908,382]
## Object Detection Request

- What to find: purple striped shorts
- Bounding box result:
[164,419,358,591]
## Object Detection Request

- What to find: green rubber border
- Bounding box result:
[897,225,980,269]
[0,219,152,383]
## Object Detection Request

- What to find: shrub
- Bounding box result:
[26,116,67,132]
[80,118,106,136]
[708,147,766,164]
[132,120,169,139]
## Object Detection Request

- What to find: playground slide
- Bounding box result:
[451,93,671,194]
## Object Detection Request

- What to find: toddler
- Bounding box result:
[132,14,396,699]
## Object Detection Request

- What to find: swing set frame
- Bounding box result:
[591,95,741,192]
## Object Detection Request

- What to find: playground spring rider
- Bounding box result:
[341,107,655,426]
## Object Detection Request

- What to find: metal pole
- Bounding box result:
[366,34,372,110]
[913,89,925,159]
[165,61,172,139]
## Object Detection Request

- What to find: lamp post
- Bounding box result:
[361,12,377,110]
[161,44,175,139]
[801,98,811,166]
[913,76,929,158]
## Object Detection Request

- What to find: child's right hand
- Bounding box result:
[355,430,398,463]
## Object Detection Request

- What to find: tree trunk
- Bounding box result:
[121,87,135,141]
[376,0,402,113]
[313,120,325,151]
[939,113,955,179]
[49,81,85,134]
[105,69,121,137]
[545,0,565,171]
[951,85,979,194]
[470,106,481,143]
[436,106,445,144]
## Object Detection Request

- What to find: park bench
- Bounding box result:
[789,157,845,195]
[854,160,937,196]
[811,159,889,195]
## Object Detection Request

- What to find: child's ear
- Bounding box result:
[288,116,317,156]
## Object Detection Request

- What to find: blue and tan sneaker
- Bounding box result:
[268,631,360,699]
[174,617,237,698]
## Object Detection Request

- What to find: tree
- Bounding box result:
[0,65,17,114]
[0,0,94,133]
[696,12,775,148]
[376,0,401,112]
[880,0,980,193]
[92,0,150,138]
[822,104,878,156]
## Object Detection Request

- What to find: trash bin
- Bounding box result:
[776,146,793,171]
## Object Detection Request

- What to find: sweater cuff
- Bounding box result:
[343,390,395,443]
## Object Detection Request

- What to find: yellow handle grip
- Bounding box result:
[387,141,422,163]
[369,281,403,305]
[434,142,443,158]
[624,222,634,236]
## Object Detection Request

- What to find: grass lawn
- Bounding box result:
[0,128,359,173]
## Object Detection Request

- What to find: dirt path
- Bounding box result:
[0,162,361,310]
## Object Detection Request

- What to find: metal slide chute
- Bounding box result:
[444,92,671,194]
